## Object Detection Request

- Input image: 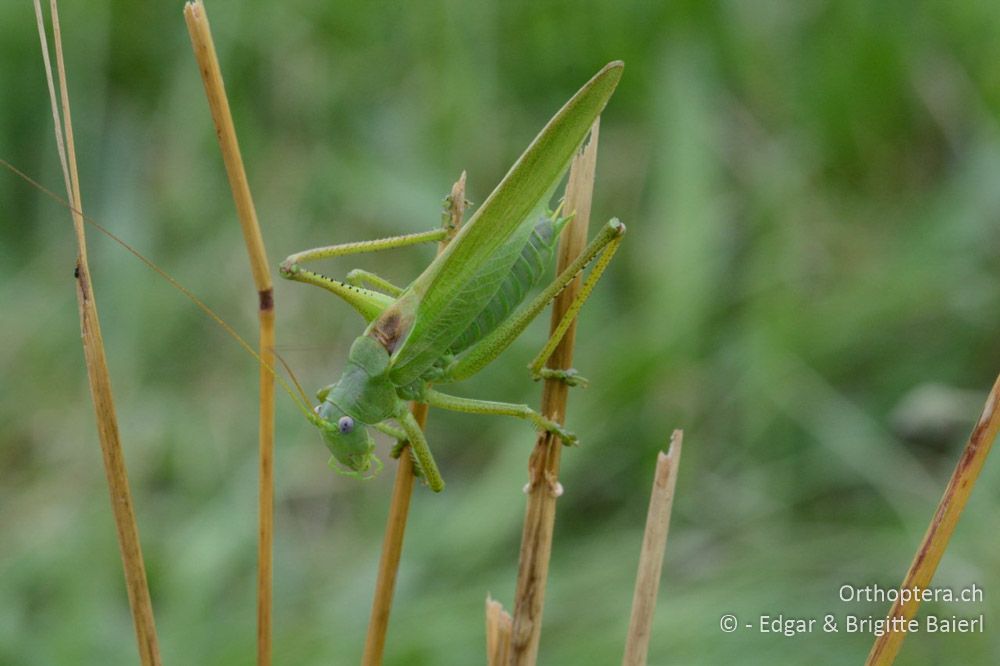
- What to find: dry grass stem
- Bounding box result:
[486,595,514,666]
[361,172,467,666]
[183,0,272,292]
[33,1,162,663]
[865,375,1000,665]
[509,119,601,666]
[623,431,683,666]
[362,404,421,666]
[256,304,276,666]
[184,2,275,664]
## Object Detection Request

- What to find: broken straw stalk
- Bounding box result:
[506,119,599,666]
[623,431,683,666]
[490,432,683,666]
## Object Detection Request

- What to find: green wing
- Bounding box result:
[371,61,623,386]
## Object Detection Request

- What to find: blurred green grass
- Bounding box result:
[2,1,1000,664]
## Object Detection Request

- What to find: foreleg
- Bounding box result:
[279,228,446,321]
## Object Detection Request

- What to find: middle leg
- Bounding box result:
[422,388,578,446]
[279,227,447,322]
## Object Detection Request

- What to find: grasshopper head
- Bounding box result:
[314,401,380,478]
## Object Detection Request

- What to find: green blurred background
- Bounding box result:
[2,1,1000,663]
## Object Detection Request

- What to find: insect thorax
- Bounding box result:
[325,336,399,424]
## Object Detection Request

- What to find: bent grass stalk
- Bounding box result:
[508,119,601,666]
[183,2,276,665]
[362,173,467,666]
[33,0,162,663]
[865,374,1000,665]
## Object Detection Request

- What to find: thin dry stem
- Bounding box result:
[183,0,272,292]
[362,406,420,666]
[486,595,514,666]
[32,2,69,199]
[866,375,1000,665]
[257,304,276,666]
[362,172,467,666]
[184,3,275,664]
[35,1,162,663]
[508,119,600,666]
[623,431,683,666]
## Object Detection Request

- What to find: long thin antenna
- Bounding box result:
[1,157,315,423]
[274,348,314,410]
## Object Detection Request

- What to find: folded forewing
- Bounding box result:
[376,61,624,385]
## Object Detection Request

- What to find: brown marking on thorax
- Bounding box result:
[370,310,404,354]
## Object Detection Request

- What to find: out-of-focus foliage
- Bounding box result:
[2,1,1000,664]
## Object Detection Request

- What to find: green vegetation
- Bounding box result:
[2,1,999,663]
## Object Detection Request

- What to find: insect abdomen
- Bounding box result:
[447,215,565,355]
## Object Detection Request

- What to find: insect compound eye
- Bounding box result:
[338,416,355,434]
